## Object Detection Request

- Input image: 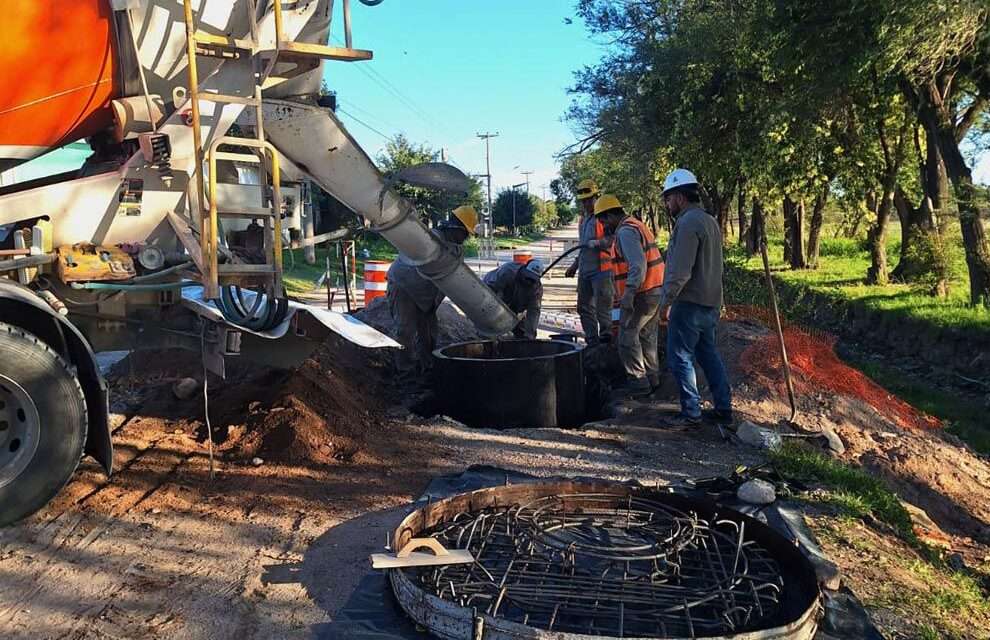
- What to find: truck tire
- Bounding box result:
[0,322,88,526]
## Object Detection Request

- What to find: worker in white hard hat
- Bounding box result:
[387,205,478,379]
[565,178,615,346]
[483,258,544,339]
[594,194,665,397]
[659,169,732,425]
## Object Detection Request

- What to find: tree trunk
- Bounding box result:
[866,188,894,285]
[737,188,749,245]
[805,186,828,269]
[748,197,765,255]
[782,200,793,263]
[783,196,806,269]
[907,78,990,306]
[709,184,733,243]
[941,144,990,306]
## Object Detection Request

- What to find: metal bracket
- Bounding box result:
[201,322,242,379]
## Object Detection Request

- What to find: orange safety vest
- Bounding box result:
[594,219,614,274]
[613,216,664,299]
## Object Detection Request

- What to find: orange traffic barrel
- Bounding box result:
[513,251,533,264]
[364,260,390,304]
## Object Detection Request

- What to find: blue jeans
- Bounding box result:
[667,301,732,417]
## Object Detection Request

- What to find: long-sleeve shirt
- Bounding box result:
[576,216,612,279]
[387,254,445,312]
[483,262,543,338]
[387,231,461,312]
[659,206,724,309]
[615,223,648,299]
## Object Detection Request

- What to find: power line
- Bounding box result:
[336,107,393,141]
[329,36,441,137]
[337,98,402,132]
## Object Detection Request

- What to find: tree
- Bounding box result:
[493,189,537,231]
[376,134,484,226]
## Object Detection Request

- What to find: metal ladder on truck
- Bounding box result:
[180,1,373,330]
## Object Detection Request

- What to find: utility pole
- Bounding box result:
[511,182,526,235]
[476,132,499,237]
[521,170,534,194]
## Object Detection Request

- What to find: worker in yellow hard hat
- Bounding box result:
[595,194,664,397]
[387,204,476,382]
[566,178,615,346]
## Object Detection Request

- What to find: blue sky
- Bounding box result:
[323,0,602,199]
[3,0,987,191]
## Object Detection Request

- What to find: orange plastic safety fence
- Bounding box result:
[727,305,941,432]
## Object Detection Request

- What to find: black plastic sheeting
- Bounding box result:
[318,465,883,640]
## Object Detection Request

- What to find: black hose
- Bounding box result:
[540,245,582,277]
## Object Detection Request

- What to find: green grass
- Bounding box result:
[769,442,917,542]
[281,234,400,296]
[280,231,516,295]
[491,230,545,250]
[891,562,990,638]
[731,224,990,333]
[846,356,990,455]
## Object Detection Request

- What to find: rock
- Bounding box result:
[736,421,782,450]
[173,429,184,435]
[251,457,264,467]
[814,557,843,591]
[737,478,776,505]
[819,425,846,455]
[948,553,966,572]
[172,377,200,400]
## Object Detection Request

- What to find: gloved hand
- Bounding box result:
[565,263,578,278]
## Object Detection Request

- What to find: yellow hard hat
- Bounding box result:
[593,193,623,216]
[575,178,601,201]
[452,205,479,235]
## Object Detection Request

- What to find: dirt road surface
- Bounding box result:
[2,225,988,639]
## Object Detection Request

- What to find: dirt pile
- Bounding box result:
[733,311,940,432]
[719,315,990,545]
[355,297,480,346]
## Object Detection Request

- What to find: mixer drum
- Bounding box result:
[0,1,122,172]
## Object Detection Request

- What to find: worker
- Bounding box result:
[658,169,732,425]
[565,178,614,345]
[483,258,544,339]
[594,194,663,397]
[386,205,477,379]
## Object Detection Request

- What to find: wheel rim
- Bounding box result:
[0,374,42,490]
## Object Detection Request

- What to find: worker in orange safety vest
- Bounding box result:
[594,194,664,397]
[565,178,615,345]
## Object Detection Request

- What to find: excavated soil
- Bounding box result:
[3,232,989,638]
[354,297,481,347]
[724,315,990,547]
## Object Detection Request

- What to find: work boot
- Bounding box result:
[666,412,702,427]
[613,377,652,398]
[703,408,734,425]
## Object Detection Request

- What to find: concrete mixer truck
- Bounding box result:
[0,0,518,525]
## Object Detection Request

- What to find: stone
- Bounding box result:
[251,457,264,467]
[735,420,782,450]
[819,425,846,455]
[737,478,776,505]
[814,557,843,591]
[948,553,966,572]
[172,377,200,400]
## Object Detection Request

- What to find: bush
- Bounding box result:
[819,236,866,258]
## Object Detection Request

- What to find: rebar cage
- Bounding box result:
[389,481,821,640]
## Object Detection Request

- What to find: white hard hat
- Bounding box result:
[524,258,544,278]
[662,168,699,195]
